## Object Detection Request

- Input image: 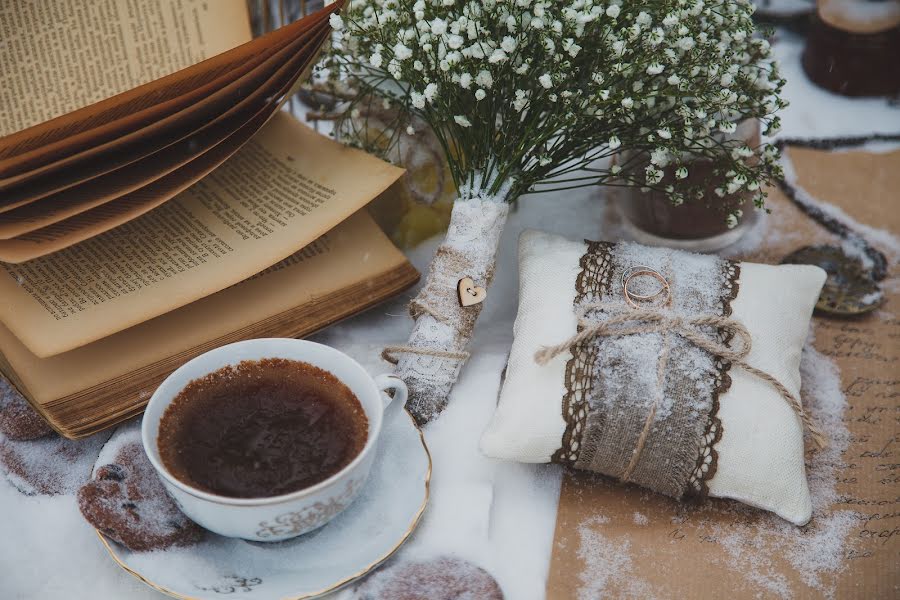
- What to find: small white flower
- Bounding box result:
[489,49,508,64]
[454,115,472,128]
[459,72,473,89]
[475,70,493,89]
[393,43,413,61]
[606,5,621,18]
[562,38,582,57]
[611,164,622,175]
[621,97,634,109]
[657,128,672,140]
[447,34,464,49]
[676,166,688,179]
[513,89,528,111]
[646,63,664,76]
[424,82,438,103]
[608,135,621,150]
[726,213,739,229]
[430,18,447,35]
[410,91,425,109]
[369,53,383,68]
[405,125,415,136]
[501,36,517,53]
[650,148,669,166]
[676,37,695,51]
[727,174,747,194]
[539,74,553,89]
[720,121,738,134]
[328,14,343,31]
[475,88,486,101]
[645,166,663,184]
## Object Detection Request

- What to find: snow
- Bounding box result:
[2,29,899,600]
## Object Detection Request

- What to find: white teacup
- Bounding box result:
[141,338,407,542]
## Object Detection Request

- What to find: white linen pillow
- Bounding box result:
[480,230,826,525]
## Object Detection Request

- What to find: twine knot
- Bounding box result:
[536,302,827,451]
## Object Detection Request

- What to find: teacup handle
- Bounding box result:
[374,374,408,411]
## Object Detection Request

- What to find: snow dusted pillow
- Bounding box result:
[480,230,826,525]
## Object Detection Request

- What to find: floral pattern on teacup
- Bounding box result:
[255,479,362,538]
[195,576,263,594]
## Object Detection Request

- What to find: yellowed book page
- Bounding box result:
[0,113,405,357]
[0,210,409,405]
[0,32,328,252]
[0,0,252,136]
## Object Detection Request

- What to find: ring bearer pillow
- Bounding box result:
[480,230,827,525]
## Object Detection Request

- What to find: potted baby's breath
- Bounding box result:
[320,0,785,423]
[614,117,765,251]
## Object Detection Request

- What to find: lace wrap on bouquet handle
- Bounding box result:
[383,195,509,425]
[549,242,739,499]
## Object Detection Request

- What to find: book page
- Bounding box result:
[0,112,404,358]
[0,30,327,250]
[0,210,416,434]
[0,5,332,198]
[0,0,252,137]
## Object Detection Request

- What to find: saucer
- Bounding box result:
[97,405,430,599]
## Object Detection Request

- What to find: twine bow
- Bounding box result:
[535,302,827,451]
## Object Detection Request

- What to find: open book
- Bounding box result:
[0,0,340,262]
[0,1,419,438]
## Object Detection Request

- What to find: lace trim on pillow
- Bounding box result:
[687,260,740,497]
[551,244,741,501]
[551,241,615,466]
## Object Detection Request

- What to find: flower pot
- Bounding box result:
[616,184,761,252]
[615,120,761,252]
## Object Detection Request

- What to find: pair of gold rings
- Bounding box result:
[622,265,670,308]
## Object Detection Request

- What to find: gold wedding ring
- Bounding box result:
[623,267,670,308]
[621,265,665,300]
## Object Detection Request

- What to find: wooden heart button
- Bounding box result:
[457,277,487,307]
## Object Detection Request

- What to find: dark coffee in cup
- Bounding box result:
[157,358,368,498]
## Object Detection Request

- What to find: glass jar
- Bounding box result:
[615,120,762,252]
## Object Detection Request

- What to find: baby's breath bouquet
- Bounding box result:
[322,0,785,424]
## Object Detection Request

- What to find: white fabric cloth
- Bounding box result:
[480,230,826,525]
